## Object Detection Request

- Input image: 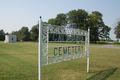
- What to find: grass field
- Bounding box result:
[0,41,120,80]
[113,41,120,47]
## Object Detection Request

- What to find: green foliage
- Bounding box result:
[19,27,30,41]
[48,13,67,26]
[55,13,67,26]
[5,32,9,35]
[48,18,55,25]
[90,41,108,45]
[67,9,88,29]
[48,9,111,43]
[0,29,5,41]
[30,24,39,41]
[89,11,104,43]
[12,31,19,41]
[12,27,30,41]
[114,21,120,39]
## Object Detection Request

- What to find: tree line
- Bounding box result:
[0,9,112,43]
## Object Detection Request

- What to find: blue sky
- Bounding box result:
[0,0,120,40]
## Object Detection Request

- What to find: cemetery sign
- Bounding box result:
[38,17,90,80]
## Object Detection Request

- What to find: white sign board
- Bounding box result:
[41,25,89,66]
[38,17,90,80]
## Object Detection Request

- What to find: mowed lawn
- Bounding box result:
[113,41,120,47]
[0,41,120,80]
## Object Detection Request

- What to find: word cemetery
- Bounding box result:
[53,46,84,56]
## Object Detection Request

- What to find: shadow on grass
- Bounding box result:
[87,68,118,80]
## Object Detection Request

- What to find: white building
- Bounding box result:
[4,35,17,43]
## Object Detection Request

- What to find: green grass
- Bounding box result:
[0,41,120,80]
[113,41,120,47]
[48,41,108,46]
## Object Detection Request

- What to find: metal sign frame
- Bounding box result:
[38,17,90,80]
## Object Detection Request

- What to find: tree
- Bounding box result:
[67,9,88,29]
[47,9,111,43]
[12,31,20,41]
[88,11,104,43]
[0,29,5,41]
[114,21,120,39]
[48,13,67,26]
[30,24,39,41]
[19,27,30,41]
[48,18,55,25]
[100,25,111,40]
[67,10,108,43]
[12,27,30,41]
[5,32,9,35]
[55,13,67,26]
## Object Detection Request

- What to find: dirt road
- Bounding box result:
[90,42,120,49]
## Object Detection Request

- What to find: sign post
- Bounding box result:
[39,16,42,80]
[87,27,90,73]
